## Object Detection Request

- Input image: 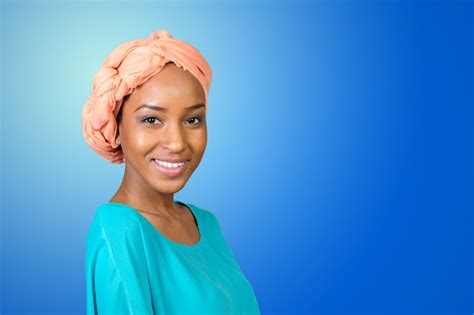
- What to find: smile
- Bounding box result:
[152,159,188,177]
[155,159,185,168]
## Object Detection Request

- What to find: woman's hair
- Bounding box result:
[81,30,212,164]
[115,94,129,125]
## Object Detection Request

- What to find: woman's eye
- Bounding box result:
[143,117,161,125]
[186,116,203,125]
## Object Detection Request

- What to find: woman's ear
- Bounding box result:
[115,117,122,145]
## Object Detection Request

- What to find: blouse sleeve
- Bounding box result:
[86,210,154,315]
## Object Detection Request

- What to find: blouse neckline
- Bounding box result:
[104,200,205,250]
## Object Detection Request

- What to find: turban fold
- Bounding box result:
[81,29,212,164]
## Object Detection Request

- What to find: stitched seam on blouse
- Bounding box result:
[98,211,135,315]
[137,222,155,314]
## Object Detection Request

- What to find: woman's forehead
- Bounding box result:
[132,66,204,102]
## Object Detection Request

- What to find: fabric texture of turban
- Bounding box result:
[81,29,212,164]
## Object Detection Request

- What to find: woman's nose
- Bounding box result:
[159,122,186,151]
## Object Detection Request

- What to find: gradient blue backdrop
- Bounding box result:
[1,0,472,314]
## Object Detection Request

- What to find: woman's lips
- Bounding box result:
[152,159,188,178]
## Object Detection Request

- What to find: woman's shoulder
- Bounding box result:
[189,202,238,263]
[185,202,223,233]
[185,202,218,222]
[96,202,143,229]
[96,202,140,220]
[85,203,150,289]
[86,202,145,245]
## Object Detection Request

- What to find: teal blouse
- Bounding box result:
[85,201,261,315]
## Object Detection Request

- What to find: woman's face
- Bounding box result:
[117,62,207,194]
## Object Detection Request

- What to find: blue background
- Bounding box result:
[1,0,472,314]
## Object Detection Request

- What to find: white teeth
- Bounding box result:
[155,159,185,168]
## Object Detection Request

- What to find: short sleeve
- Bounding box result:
[86,209,154,315]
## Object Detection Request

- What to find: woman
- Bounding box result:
[82,29,261,315]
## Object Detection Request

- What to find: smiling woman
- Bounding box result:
[111,61,208,194]
[81,29,261,315]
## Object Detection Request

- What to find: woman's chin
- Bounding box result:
[154,183,184,194]
[152,178,189,193]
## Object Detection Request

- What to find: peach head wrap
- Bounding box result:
[81,29,212,164]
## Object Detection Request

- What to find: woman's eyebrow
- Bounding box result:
[135,103,205,112]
